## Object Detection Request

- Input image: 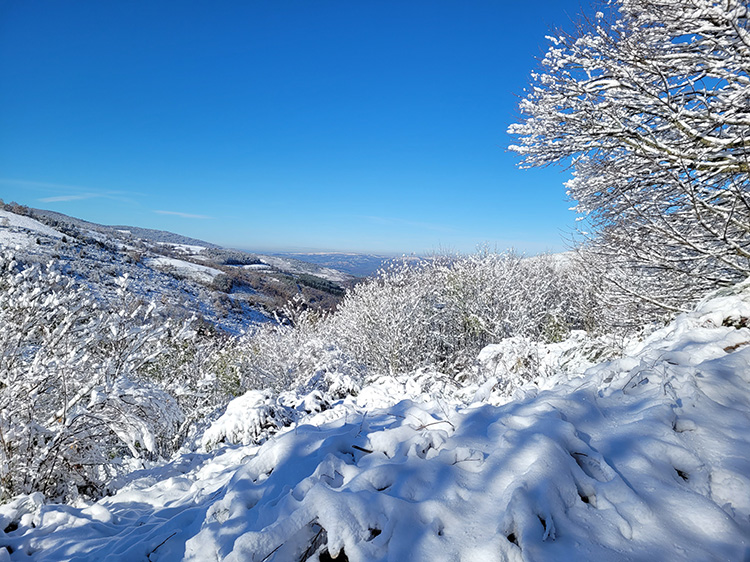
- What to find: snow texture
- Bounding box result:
[0,210,63,247]
[2,283,750,560]
[143,256,223,285]
[158,243,207,256]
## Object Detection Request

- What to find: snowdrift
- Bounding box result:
[3,283,750,561]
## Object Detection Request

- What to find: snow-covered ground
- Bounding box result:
[3,284,750,560]
[156,243,207,256]
[143,256,223,285]
[0,209,63,247]
[242,263,273,271]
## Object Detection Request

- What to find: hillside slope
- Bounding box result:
[2,280,749,560]
[0,205,358,332]
[31,207,357,284]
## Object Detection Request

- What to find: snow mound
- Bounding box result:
[3,284,750,560]
[201,390,286,450]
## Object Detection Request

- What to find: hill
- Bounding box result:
[0,204,356,333]
[31,209,223,249]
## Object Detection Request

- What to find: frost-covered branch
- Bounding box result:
[510,0,750,309]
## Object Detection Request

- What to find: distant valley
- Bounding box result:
[263,252,397,278]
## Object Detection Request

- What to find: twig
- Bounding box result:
[416,420,455,430]
[147,531,178,561]
[260,542,284,562]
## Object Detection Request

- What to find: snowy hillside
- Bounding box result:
[0,205,357,332]
[143,256,224,286]
[0,209,63,246]
[0,208,267,334]
[256,255,354,284]
[32,207,357,283]
[266,253,396,279]
[2,281,750,560]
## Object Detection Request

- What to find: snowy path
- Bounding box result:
[3,287,750,560]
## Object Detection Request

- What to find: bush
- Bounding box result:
[235,250,602,383]
[211,273,233,293]
[0,253,219,501]
[330,251,599,374]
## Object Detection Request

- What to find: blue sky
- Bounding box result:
[0,0,591,255]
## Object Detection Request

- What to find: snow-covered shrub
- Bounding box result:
[199,250,603,448]
[0,252,197,501]
[332,260,444,375]
[226,250,600,398]
[219,249,603,417]
[330,250,600,376]
[139,331,236,449]
[461,330,624,397]
[215,296,362,396]
[200,389,289,450]
[199,374,361,451]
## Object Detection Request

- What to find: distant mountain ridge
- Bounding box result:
[32,209,222,249]
[30,208,393,279]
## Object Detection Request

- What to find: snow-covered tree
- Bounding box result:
[509,0,750,310]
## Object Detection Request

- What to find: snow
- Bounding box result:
[0,210,64,239]
[523,250,575,266]
[3,283,750,560]
[201,390,281,450]
[143,256,223,285]
[0,210,64,247]
[0,229,31,248]
[158,243,207,256]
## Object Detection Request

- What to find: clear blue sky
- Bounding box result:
[0,0,592,255]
